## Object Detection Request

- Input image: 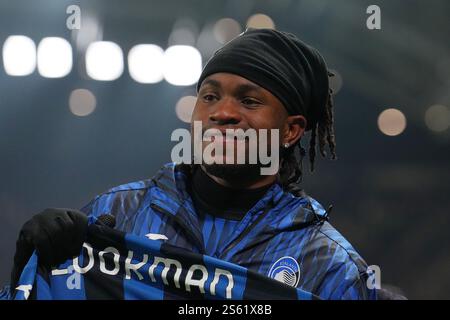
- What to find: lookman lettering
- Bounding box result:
[52,242,235,299]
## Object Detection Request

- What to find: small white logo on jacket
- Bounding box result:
[268,256,300,287]
[145,233,169,241]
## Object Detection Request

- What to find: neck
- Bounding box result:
[190,165,274,220]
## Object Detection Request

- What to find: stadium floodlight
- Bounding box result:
[163,45,202,86]
[86,41,124,81]
[2,35,36,76]
[37,37,73,78]
[128,44,164,84]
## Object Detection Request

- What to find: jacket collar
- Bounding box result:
[149,163,328,249]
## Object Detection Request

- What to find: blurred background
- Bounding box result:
[0,0,449,299]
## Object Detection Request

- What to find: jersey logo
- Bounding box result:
[268,256,300,287]
[145,233,169,241]
[16,285,33,299]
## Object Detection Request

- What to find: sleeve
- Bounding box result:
[315,261,377,300]
[79,193,118,219]
[78,189,144,233]
[339,276,378,300]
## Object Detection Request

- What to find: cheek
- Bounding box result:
[248,109,284,130]
[247,119,278,147]
[191,103,209,122]
[190,106,201,123]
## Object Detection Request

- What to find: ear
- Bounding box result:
[282,115,307,146]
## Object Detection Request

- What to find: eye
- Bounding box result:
[241,97,261,106]
[202,94,218,102]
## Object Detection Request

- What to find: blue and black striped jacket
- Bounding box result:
[81,162,377,300]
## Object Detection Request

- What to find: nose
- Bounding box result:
[209,97,242,125]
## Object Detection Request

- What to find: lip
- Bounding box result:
[204,134,247,143]
[203,128,249,141]
[210,135,243,143]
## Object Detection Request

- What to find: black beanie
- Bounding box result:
[196,28,330,131]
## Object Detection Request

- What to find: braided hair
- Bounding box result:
[279,73,337,195]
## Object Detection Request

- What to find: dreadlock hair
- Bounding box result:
[279,72,337,196]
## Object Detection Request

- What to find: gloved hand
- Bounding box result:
[10,208,88,291]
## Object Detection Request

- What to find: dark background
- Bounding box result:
[0,0,449,299]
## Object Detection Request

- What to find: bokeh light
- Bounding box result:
[246,14,275,29]
[37,37,72,78]
[175,95,197,123]
[425,104,450,132]
[86,41,124,81]
[378,108,407,136]
[213,18,242,44]
[69,88,97,117]
[128,44,164,84]
[2,35,36,76]
[163,45,202,86]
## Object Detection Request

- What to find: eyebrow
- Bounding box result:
[234,83,262,96]
[200,79,263,95]
[200,79,221,89]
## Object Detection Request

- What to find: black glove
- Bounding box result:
[10,208,88,291]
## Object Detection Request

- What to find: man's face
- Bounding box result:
[191,72,304,182]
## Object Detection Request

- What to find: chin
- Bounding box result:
[202,163,262,182]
